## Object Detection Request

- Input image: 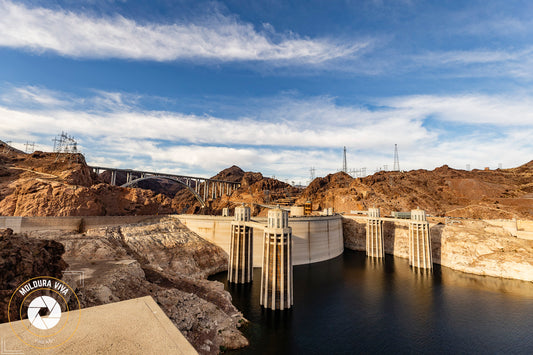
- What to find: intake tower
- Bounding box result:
[228,205,253,284]
[260,207,293,310]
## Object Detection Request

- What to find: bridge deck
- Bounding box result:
[89,166,241,184]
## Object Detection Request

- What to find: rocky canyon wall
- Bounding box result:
[343,216,533,282]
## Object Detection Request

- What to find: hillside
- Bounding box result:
[172,165,301,216]
[2,140,531,220]
[0,143,175,216]
[297,162,533,219]
[0,142,296,217]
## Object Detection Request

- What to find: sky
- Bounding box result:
[1,0,532,184]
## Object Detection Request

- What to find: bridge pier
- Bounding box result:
[228,205,253,284]
[260,207,293,310]
[366,207,384,258]
[409,209,432,270]
[110,170,117,186]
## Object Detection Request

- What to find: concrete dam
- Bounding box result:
[175,213,344,267]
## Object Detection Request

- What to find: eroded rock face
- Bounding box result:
[342,217,533,281]
[0,229,68,323]
[109,218,228,278]
[438,221,533,281]
[0,181,175,216]
[28,217,248,354]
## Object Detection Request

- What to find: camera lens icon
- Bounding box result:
[27,296,62,330]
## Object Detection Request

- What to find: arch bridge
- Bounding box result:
[89,166,241,208]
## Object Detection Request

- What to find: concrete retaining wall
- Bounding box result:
[175,214,344,266]
[0,215,161,233]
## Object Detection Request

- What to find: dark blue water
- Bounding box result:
[210,250,533,354]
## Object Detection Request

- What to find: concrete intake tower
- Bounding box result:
[366,207,384,258]
[409,208,433,270]
[260,207,293,310]
[228,205,253,284]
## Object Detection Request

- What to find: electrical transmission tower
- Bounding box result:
[393,144,400,171]
[2,141,12,154]
[309,167,316,184]
[342,146,347,173]
[52,132,79,163]
[24,141,35,153]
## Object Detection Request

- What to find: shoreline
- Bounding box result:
[342,216,533,282]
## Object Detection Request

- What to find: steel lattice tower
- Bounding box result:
[393,144,400,171]
[342,146,347,173]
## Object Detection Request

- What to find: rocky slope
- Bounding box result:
[24,217,247,354]
[0,147,176,216]
[343,217,533,281]
[298,161,533,219]
[0,143,298,217]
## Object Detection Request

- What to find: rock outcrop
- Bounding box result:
[343,217,533,281]
[28,217,248,354]
[0,228,69,323]
[0,180,175,216]
[0,150,176,216]
[172,167,300,216]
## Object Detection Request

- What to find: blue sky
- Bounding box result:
[1,0,532,184]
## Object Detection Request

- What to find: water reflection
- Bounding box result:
[440,266,533,298]
[211,250,533,354]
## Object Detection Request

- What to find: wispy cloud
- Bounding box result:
[408,47,533,79]
[0,0,367,63]
[0,85,70,107]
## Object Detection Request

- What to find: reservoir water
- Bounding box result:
[210,250,533,354]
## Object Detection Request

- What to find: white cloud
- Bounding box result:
[0,85,531,180]
[0,0,367,63]
[383,94,533,125]
[0,99,432,150]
